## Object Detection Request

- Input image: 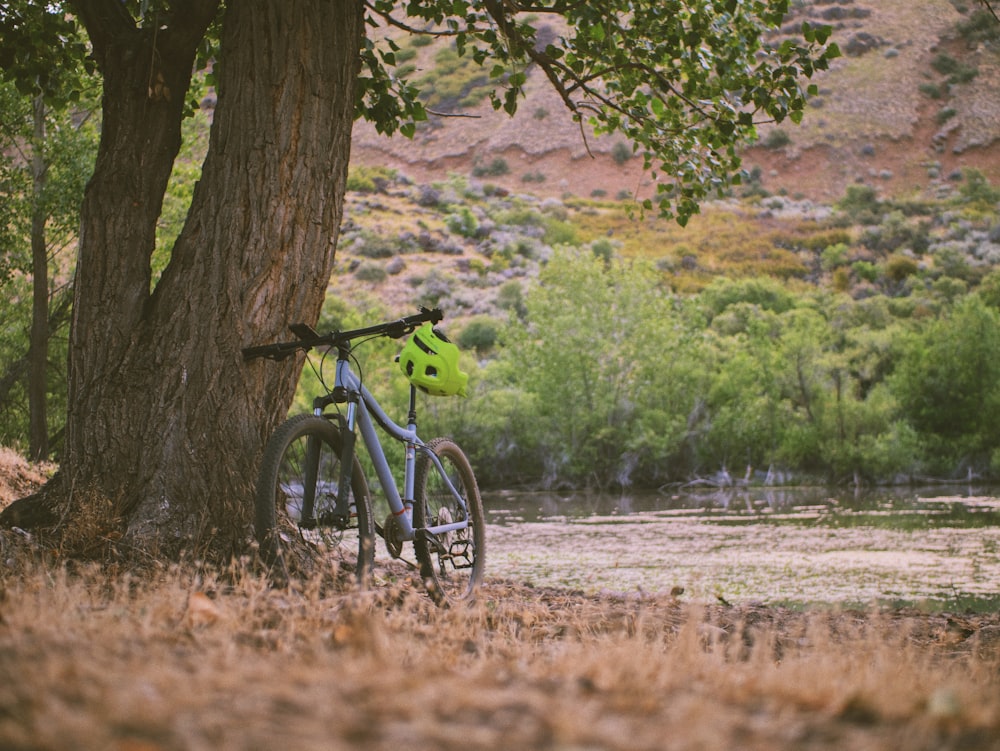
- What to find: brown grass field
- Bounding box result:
[3,450,1000,750]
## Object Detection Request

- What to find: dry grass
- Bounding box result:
[4,455,1000,750]
[1,550,1000,751]
[0,448,54,508]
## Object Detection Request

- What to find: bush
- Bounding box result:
[931,53,960,76]
[346,165,396,193]
[472,157,510,177]
[591,238,615,264]
[821,243,850,271]
[458,317,500,354]
[417,268,454,308]
[354,263,387,283]
[838,184,882,223]
[496,280,527,319]
[852,260,879,283]
[446,207,479,238]
[542,218,578,246]
[918,82,945,100]
[930,53,978,84]
[936,107,956,125]
[356,232,403,258]
[957,168,1000,205]
[884,254,919,283]
[957,8,1000,44]
[762,129,791,149]
[611,141,633,165]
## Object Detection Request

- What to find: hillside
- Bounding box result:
[350,0,1000,205]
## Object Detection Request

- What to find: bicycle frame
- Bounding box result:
[322,354,471,545]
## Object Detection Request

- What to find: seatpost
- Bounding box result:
[407,383,418,427]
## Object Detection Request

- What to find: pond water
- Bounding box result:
[482,486,1000,608]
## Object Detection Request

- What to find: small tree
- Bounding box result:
[0,8,98,460]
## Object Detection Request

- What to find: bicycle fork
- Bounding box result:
[298,388,356,532]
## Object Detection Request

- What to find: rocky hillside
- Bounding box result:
[350,0,1000,205]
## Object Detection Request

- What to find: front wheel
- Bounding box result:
[255,414,374,586]
[413,437,485,604]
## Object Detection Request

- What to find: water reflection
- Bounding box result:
[484,485,1000,529]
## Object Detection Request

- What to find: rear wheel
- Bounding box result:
[255,414,374,585]
[413,437,485,604]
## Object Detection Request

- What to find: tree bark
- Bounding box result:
[28,95,49,461]
[3,0,365,559]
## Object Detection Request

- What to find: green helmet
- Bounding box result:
[398,323,469,397]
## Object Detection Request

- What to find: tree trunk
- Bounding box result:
[4,0,365,559]
[28,95,49,461]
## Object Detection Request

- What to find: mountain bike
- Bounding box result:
[242,307,485,604]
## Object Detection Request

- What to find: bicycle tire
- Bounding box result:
[255,413,375,585]
[413,437,485,604]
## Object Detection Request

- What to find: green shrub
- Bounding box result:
[821,242,850,271]
[957,8,1000,44]
[931,53,960,76]
[930,53,978,84]
[346,165,396,193]
[838,184,882,223]
[496,280,527,319]
[611,141,633,165]
[591,238,615,264]
[957,168,1000,205]
[852,260,879,283]
[446,207,479,238]
[395,46,418,63]
[495,207,544,228]
[884,254,919,283]
[472,157,510,177]
[354,263,387,283]
[862,211,930,254]
[918,82,945,99]
[936,107,956,125]
[356,232,402,258]
[701,277,798,318]
[542,218,578,246]
[763,128,791,149]
[458,317,500,354]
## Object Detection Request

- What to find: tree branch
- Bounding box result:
[978,0,999,22]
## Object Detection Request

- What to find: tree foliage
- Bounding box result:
[362,0,839,224]
[0,5,100,458]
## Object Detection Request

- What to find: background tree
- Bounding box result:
[0,0,837,559]
[0,7,97,461]
[890,295,1000,476]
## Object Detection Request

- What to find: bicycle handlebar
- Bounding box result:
[242,307,444,362]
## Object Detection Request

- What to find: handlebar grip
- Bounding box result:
[409,307,443,326]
